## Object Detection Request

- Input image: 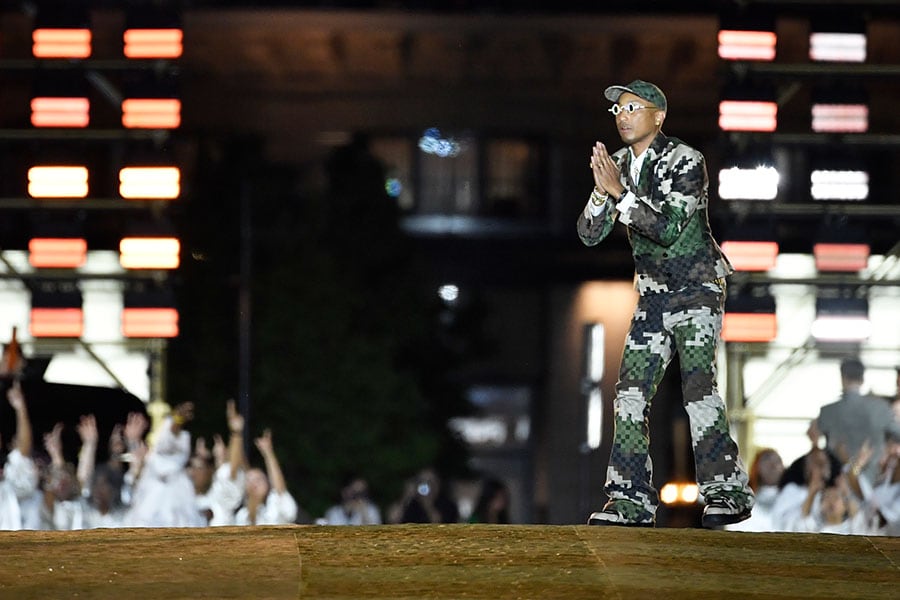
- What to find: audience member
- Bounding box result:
[811,358,900,483]
[234,428,298,526]
[771,446,840,532]
[124,402,205,528]
[0,381,39,530]
[323,476,382,525]
[40,422,85,530]
[395,467,459,524]
[190,400,246,526]
[726,448,783,532]
[468,477,511,524]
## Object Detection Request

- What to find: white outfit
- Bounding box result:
[726,485,778,532]
[771,483,817,532]
[855,462,900,535]
[42,498,86,530]
[323,501,382,525]
[195,462,246,526]
[83,504,128,529]
[125,418,205,528]
[235,490,298,526]
[0,449,39,530]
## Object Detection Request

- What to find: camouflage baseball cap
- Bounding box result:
[604,80,667,112]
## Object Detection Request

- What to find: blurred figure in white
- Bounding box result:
[234,429,298,526]
[190,400,246,526]
[125,402,205,528]
[0,381,39,530]
[323,477,381,525]
[726,448,784,532]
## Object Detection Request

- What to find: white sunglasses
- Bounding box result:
[608,102,658,116]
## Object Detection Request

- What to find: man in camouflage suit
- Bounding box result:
[577,80,754,528]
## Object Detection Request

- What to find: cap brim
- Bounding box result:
[604,85,633,104]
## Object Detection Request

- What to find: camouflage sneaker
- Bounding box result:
[587,500,655,528]
[701,494,752,529]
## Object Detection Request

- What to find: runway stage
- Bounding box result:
[0,525,897,599]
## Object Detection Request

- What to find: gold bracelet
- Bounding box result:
[590,188,608,206]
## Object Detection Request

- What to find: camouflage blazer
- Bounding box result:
[577,133,733,295]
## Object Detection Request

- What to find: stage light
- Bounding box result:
[119,167,181,199]
[719,85,778,132]
[28,238,88,268]
[30,280,83,338]
[810,14,866,62]
[718,166,779,200]
[811,104,868,133]
[718,9,776,61]
[814,243,870,272]
[27,166,89,198]
[660,483,700,505]
[721,241,779,272]
[32,28,91,59]
[810,169,868,201]
[723,288,777,343]
[119,237,180,269]
[124,29,183,59]
[122,284,178,337]
[811,296,870,342]
[810,33,866,62]
[121,98,181,129]
[31,97,90,128]
[32,3,91,59]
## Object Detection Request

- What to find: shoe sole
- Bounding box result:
[701,510,751,529]
[588,517,655,528]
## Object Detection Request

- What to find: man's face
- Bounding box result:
[613,91,663,152]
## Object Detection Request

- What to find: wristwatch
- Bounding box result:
[615,188,629,203]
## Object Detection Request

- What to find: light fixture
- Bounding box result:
[124,4,183,59]
[814,243,870,272]
[719,84,777,132]
[809,14,866,62]
[28,238,88,268]
[811,296,870,342]
[30,279,83,338]
[721,241,779,272]
[27,166,89,199]
[32,2,91,59]
[722,287,777,343]
[660,482,700,505]
[810,169,869,201]
[718,10,776,61]
[122,284,178,338]
[584,323,605,450]
[811,86,868,133]
[121,98,181,129]
[31,97,90,128]
[119,167,181,200]
[718,166,779,200]
[119,237,180,269]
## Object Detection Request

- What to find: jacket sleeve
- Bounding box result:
[615,144,707,247]
[577,189,617,246]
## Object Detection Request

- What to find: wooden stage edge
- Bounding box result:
[0,524,898,599]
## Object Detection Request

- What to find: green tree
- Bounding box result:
[170,135,473,519]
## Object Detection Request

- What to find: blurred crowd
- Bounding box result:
[725,360,900,536]
[0,379,511,531]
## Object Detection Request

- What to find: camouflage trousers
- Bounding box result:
[604,281,752,517]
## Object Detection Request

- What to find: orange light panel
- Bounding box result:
[122,307,179,337]
[813,243,870,272]
[721,241,779,271]
[122,98,181,129]
[124,28,183,58]
[811,104,868,133]
[719,100,778,132]
[28,166,89,198]
[31,97,90,128]
[119,237,180,269]
[32,28,91,59]
[119,167,180,199]
[718,30,777,61]
[28,238,87,268]
[722,313,777,343]
[30,308,84,338]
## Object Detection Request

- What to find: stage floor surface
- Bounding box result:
[0,524,897,599]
